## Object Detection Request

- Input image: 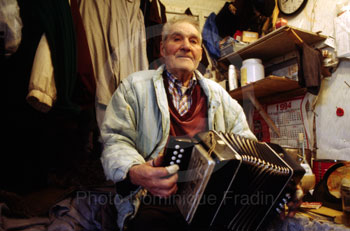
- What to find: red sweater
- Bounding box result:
[164,75,208,138]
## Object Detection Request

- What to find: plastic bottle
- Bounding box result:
[228,64,238,91]
[240,58,264,86]
[299,133,316,193]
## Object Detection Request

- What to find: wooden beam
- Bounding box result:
[246,91,281,137]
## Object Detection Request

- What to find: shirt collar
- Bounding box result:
[165,70,197,93]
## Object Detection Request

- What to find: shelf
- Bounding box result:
[218,26,327,70]
[229,75,304,102]
[219,26,326,138]
[229,76,307,137]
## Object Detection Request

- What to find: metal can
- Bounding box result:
[312,159,344,185]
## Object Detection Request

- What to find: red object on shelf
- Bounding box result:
[234,30,243,41]
[276,18,288,29]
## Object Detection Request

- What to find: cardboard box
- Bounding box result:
[242,31,259,43]
[220,41,247,57]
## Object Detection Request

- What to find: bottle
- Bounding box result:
[228,64,238,91]
[298,133,316,193]
[240,58,264,86]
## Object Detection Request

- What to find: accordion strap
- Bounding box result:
[207,131,217,158]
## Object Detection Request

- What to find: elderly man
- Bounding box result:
[101,16,257,231]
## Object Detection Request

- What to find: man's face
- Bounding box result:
[160,22,202,75]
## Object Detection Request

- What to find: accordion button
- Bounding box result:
[175,145,180,149]
[173,151,178,155]
[170,161,175,165]
[178,154,183,158]
[285,193,291,199]
[282,198,288,204]
[176,159,181,163]
[171,156,176,160]
[180,148,185,153]
[276,208,282,214]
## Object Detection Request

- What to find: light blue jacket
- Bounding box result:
[100,65,256,229]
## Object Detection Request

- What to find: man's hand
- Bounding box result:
[128,154,178,197]
[280,184,303,220]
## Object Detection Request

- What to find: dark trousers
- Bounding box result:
[126,197,189,231]
[126,196,227,231]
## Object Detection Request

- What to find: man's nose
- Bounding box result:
[180,39,191,50]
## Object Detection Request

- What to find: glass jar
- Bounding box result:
[240,58,264,86]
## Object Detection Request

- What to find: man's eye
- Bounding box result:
[190,39,198,44]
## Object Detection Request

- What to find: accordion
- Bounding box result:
[162,130,305,231]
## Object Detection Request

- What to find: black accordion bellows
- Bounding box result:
[162,130,305,231]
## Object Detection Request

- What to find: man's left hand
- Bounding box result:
[280,184,303,220]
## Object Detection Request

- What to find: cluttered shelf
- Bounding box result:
[217,26,327,138]
[229,75,306,102]
[228,75,307,137]
[218,25,327,71]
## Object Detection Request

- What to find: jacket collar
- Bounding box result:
[153,65,221,131]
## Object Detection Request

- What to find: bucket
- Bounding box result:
[312,159,345,185]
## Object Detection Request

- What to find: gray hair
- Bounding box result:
[161,16,202,43]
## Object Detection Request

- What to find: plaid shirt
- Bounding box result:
[165,70,197,116]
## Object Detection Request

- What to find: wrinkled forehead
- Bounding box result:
[166,22,202,42]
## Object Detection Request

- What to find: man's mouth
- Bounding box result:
[176,55,192,60]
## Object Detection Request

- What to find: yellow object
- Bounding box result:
[309,206,343,219]
[240,67,247,86]
[272,0,279,29]
[300,174,316,192]
[242,31,259,43]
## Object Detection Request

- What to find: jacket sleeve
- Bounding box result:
[100,80,146,183]
[26,34,57,113]
[220,86,257,141]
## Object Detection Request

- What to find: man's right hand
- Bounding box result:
[128,155,178,197]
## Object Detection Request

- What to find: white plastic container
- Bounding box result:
[240,58,265,86]
[228,64,238,91]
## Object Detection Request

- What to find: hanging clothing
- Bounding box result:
[140,0,167,69]
[202,13,221,60]
[33,0,79,113]
[78,0,149,107]
[215,1,254,38]
[26,34,56,113]
[70,0,96,110]
[27,0,97,113]
[297,43,323,95]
